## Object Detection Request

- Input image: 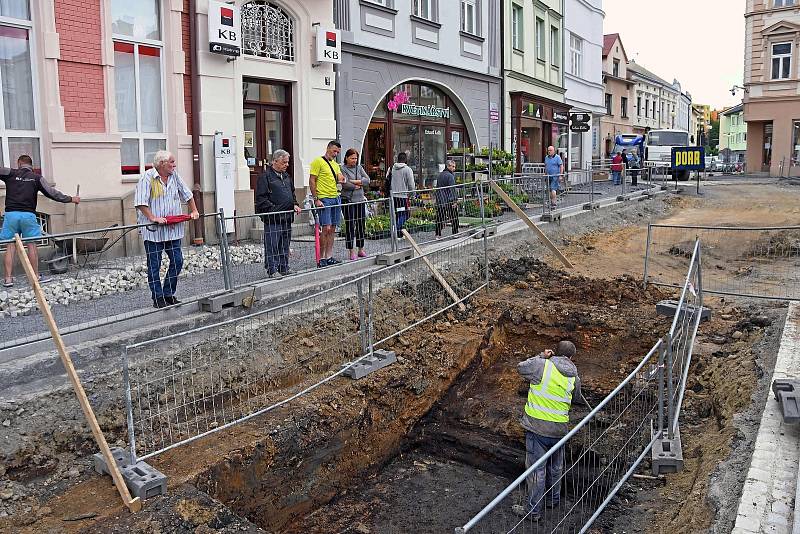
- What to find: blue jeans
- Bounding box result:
[525,431,564,515]
[263,220,292,274]
[394,197,410,230]
[612,170,621,185]
[144,239,183,299]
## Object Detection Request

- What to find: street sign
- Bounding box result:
[489,102,499,143]
[570,123,590,132]
[315,26,341,64]
[671,146,705,170]
[570,113,591,124]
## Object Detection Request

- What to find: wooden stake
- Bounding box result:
[13,235,142,513]
[401,229,466,312]
[488,180,574,269]
[72,185,80,265]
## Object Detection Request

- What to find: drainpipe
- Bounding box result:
[499,0,506,152]
[189,0,206,244]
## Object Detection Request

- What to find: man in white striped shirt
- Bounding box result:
[134,150,199,308]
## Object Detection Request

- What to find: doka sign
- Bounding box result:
[315,26,341,64]
[671,146,705,171]
[208,0,241,57]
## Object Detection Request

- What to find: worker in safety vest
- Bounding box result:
[513,340,582,521]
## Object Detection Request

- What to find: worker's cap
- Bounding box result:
[556,341,576,358]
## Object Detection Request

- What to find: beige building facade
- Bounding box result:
[598,33,634,159]
[743,0,800,176]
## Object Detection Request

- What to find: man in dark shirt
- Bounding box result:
[255,149,301,278]
[1,155,80,287]
[434,159,459,237]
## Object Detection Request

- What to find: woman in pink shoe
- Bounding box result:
[341,148,370,260]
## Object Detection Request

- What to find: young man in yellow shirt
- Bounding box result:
[309,140,345,267]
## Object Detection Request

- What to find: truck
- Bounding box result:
[645,129,691,180]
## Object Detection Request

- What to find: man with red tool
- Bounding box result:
[135,150,199,308]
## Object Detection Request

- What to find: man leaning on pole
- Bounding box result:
[514,340,582,522]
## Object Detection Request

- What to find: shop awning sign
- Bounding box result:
[315,26,341,64]
[208,0,241,56]
[398,103,451,119]
[553,111,569,124]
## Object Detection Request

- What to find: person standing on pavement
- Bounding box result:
[390,152,416,231]
[611,151,624,185]
[340,148,370,261]
[629,151,640,186]
[434,160,459,237]
[1,155,80,287]
[309,140,345,267]
[544,146,564,209]
[134,150,199,308]
[514,340,582,522]
[255,149,301,278]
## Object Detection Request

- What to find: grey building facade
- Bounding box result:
[334,0,501,187]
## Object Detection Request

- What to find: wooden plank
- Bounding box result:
[401,229,466,312]
[13,235,142,513]
[488,180,574,269]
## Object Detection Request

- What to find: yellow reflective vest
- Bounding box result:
[524,359,575,423]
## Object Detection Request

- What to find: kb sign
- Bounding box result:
[315,26,341,64]
[208,0,241,57]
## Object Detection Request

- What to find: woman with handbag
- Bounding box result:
[341,148,371,261]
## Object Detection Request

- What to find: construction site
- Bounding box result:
[0,174,799,534]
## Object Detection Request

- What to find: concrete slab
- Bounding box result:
[376,249,414,265]
[656,299,712,323]
[734,302,800,533]
[342,349,397,380]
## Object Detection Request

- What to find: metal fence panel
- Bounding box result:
[123,236,488,462]
[0,213,227,350]
[645,224,800,300]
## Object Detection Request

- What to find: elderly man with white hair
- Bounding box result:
[134,150,199,308]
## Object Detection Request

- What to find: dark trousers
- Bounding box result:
[341,201,366,249]
[394,197,410,230]
[144,239,183,299]
[263,220,292,274]
[435,201,459,236]
[525,431,564,515]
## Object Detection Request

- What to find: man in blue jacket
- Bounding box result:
[1,155,80,287]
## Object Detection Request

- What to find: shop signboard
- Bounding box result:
[553,111,569,124]
[489,102,499,143]
[671,146,705,170]
[208,0,241,56]
[399,103,451,119]
[315,26,341,64]
[214,133,236,233]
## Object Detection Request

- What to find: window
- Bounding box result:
[774,0,796,7]
[512,4,523,51]
[550,26,559,67]
[612,59,620,77]
[605,93,612,116]
[536,18,545,61]
[621,97,628,118]
[793,120,799,166]
[645,99,649,118]
[652,101,656,119]
[771,42,792,80]
[637,96,642,116]
[569,34,582,77]
[242,2,295,61]
[413,0,434,20]
[0,5,40,170]
[113,1,165,175]
[461,0,477,35]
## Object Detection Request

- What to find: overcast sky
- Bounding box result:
[603,0,745,110]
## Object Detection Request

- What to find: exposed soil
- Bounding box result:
[0,180,793,534]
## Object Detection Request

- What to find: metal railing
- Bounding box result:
[123,235,488,463]
[0,213,227,350]
[456,240,704,533]
[644,224,800,300]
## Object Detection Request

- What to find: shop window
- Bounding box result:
[771,42,792,80]
[511,4,523,51]
[242,1,295,61]
[535,18,545,61]
[0,13,40,170]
